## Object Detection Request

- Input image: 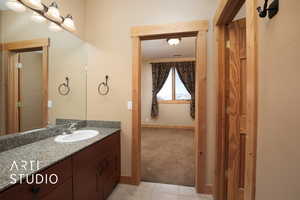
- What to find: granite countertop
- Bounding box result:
[0,127,120,193]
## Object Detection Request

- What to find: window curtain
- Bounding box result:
[151,63,172,118]
[175,61,196,118]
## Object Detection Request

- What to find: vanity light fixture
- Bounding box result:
[20,0,43,11]
[45,2,62,23]
[31,11,46,23]
[48,21,62,32]
[62,14,76,32]
[167,38,181,46]
[6,0,77,33]
[5,0,26,12]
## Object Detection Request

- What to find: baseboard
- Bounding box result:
[141,124,195,130]
[120,176,135,185]
[203,184,213,194]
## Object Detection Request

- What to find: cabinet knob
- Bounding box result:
[31,186,41,194]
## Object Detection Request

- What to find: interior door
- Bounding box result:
[7,53,20,134]
[226,18,247,200]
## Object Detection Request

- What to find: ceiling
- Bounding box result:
[0,0,8,11]
[141,37,196,60]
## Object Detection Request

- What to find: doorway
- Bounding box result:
[4,38,49,134]
[131,20,209,193]
[140,37,196,186]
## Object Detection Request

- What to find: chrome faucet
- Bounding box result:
[65,123,77,134]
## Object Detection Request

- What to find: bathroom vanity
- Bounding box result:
[0,127,120,200]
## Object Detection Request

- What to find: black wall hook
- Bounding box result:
[257,0,279,19]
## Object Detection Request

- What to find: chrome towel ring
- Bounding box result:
[98,75,109,95]
[58,77,70,96]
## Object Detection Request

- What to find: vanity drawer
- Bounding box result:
[0,157,72,200]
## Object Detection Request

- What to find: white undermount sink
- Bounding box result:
[54,130,99,143]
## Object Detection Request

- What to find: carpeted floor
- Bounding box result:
[141,128,195,186]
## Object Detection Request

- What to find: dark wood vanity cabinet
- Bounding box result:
[0,157,73,200]
[73,132,121,200]
[0,131,120,200]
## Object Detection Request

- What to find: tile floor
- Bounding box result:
[108,182,214,200]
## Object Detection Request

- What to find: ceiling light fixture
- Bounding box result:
[48,22,62,32]
[167,38,181,46]
[62,14,76,32]
[20,0,44,11]
[45,2,62,23]
[5,0,26,12]
[31,11,46,23]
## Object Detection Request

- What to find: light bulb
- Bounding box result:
[5,0,26,12]
[45,2,62,23]
[62,14,76,32]
[167,38,181,46]
[31,11,46,23]
[48,22,62,32]
[20,0,43,11]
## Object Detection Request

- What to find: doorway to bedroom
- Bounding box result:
[141,37,196,186]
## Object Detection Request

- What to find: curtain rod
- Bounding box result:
[143,57,196,63]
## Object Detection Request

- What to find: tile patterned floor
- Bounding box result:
[108,182,214,200]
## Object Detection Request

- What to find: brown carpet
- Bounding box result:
[141,128,195,186]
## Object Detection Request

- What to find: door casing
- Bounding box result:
[130,20,209,193]
[214,1,258,200]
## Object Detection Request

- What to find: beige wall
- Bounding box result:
[141,61,194,126]
[20,52,43,131]
[0,10,87,126]
[256,0,300,199]
[85,0,218,184]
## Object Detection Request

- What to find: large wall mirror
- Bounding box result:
[0,2,87,135]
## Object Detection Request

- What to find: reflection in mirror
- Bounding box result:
[0,3,87,135]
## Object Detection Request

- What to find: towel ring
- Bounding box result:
[58,77,70,96]
[98,75,109,95]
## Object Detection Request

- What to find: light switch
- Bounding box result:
[127,101,132,110]
[48,100,53,108]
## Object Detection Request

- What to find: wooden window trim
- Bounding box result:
[158,100,191,104]
[158,67,192,103]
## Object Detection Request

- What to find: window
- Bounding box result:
[157,67,191,103]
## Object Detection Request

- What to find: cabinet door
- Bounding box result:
[73,144,101,200]
[41,179,73,200]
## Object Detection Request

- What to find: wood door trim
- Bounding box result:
[143,57,196,63]
[131,20,208,38]
[4,38,49,51]
[214,1,258,200]
[131,21,208,193]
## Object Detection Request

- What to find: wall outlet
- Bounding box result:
[127,101,132,110]
[48,100,53,108]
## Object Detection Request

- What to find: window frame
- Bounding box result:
[158,67,191,104]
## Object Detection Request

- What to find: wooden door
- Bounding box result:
[226,18,247,200]
[6,53,20,134]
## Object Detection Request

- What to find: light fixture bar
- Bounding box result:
[15,0,76,33]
